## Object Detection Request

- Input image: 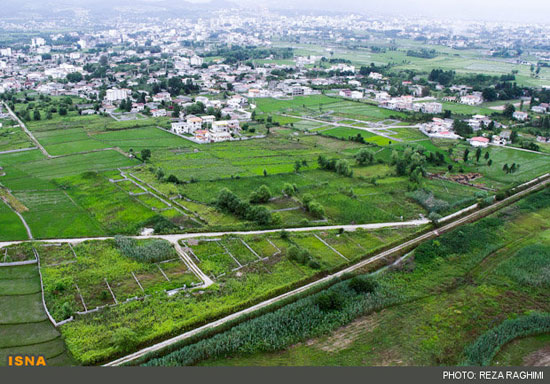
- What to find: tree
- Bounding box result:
[503,104,516,119]
[282,183,295,197]
[355,148,374,165]
[294,160,302,173]
[99,55,109,66]
[141,149,152,161]
[33,110,41,121]
[484,151,490,161]
[263,169,267,177]
[475,147,482,163]
[463,148,470,163]
[172,104,181,118]
[66,72,83,83]
[249,185,272,204]
[335,159,353,177]
[487,159,493,167]
[503,163,509,174]
[59,107,67,116]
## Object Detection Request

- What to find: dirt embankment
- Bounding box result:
[430,172,494,191]
[524,346,550,366]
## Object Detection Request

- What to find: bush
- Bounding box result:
[249,185,272,204]
[315,291,344,312]
[348,275,378,294]
[112,328,139,354]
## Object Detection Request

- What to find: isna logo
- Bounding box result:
[7,355,47,367]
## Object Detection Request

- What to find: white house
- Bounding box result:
[171,121,188,134]
[513,111,529,121]
[460,94,483,105]
[532,105,548,114]
[469,137,490,148]
[186,116,203,132]
[368,72,383,80]
[151,109,167,117]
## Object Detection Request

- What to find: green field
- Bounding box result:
[192,187,550,366]
[0,263,73,366]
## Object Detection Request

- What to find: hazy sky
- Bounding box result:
[3,0,550,24]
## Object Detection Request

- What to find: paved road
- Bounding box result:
[280,113,414,142]
[103,176,550,366]
[0,219,430,249]
[0,147,38,155]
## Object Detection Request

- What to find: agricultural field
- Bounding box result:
[0,199,28,241]
[280,39,550,87]
[187,187,550,367]
[24,114,178,156]
[52,225,424,365]
[0,117,34,152]
[0,263,73,366]
[40,239,200,323]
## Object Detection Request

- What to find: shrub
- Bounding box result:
[349,275,378,294]
[315,291,344,311]
[249,185,272,204]
[112,328,139,354]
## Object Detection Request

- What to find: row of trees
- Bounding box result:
[215,188,273,225]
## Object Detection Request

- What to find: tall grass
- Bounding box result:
[143,277,399,366]
[115,236,175,263]
[463,313,550,366]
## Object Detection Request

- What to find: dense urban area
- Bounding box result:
[1,2,550,368]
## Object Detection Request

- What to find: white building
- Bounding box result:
[513,111,529,121]
[105,88,131,102]
[190,55,203,66]
[368,72,383,80]
[460,93,483,105]
[469,137,490,147]
[0,48,12,57]
[186,116,203,132]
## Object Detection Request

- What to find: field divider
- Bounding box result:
[239,238,262,260]
[34,247,74,327]
[156,265,170,281]
[218,241,243,268]
[132,272,145,292]
[266,239,282,256]
[74,283,88,312]
[104,278,118,305]
[314,234,349,261]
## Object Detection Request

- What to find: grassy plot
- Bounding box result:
[0,199,28,241]
[0,264,73,366]
[0,118,34,152]
[40,239,198,322]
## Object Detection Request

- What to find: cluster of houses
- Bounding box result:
[420,115,510,147]
[377,94,443,114]
[171,116,241,143]
[532,103,549,114]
